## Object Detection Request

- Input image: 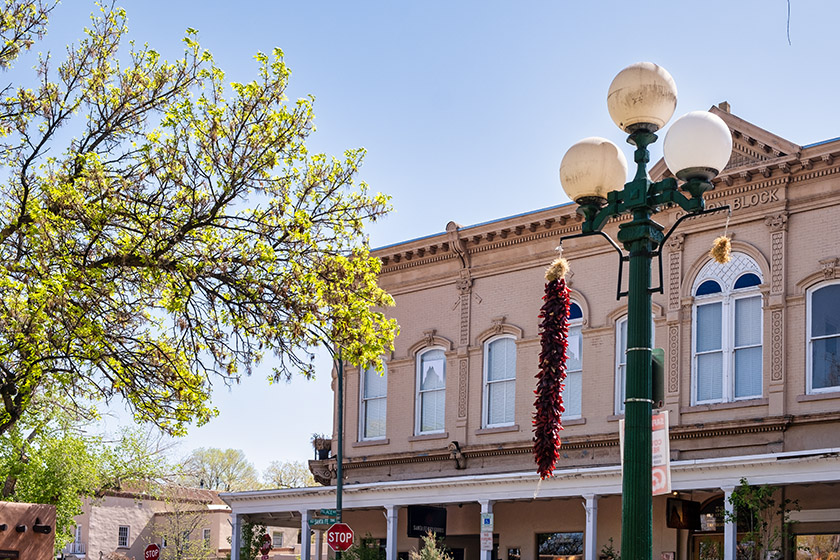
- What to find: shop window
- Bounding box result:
[483,336,516,427]
[537,532,583,560]
[795,534,840,560]
[416,348,446,434]
[361,363,387,439]
[807,282,840,393]
[692,253,763,404]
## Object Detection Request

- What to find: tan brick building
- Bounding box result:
[223,106,840,560]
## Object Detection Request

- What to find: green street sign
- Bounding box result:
[309,518,337,526]
[320,509,339,516]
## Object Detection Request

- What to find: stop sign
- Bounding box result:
[326,522,354,552]
[144,543,160,560]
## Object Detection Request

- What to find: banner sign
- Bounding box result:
[618,410,672,496]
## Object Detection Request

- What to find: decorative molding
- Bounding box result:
[764,211,788,232]
[475,319,525,345]
[668,325,680,394]
[771,309,784,382]
[458,359,468,419]
[769,229,786,295]
[820,257,839,280]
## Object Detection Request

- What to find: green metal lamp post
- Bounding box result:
[558,62,732,560]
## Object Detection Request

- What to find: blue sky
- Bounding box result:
[40,1,840,474]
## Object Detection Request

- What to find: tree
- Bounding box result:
[0,398,177,553]
[725,478,800,560]
[0,1,397,438]
[151,487,214,560]
[410,532,453,560]
[236,520,268,560]
[262,460,316,489]
[182,447,259,491]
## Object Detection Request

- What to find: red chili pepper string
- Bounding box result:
[533,277,570,479]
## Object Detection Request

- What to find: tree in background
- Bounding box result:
[0,397,177,553]
[151,487,214,560]
[410,533,453,560]
[182,447,259,491]
[262,460,316,489]
[0,0,397,439]
[725,477,800,560]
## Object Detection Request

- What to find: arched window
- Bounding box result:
[564,303,584,419]
[692,253,763,404]
[416,348,446,434]
[807,281,840,393]
[482,336,517,427]
[360,363,387,440]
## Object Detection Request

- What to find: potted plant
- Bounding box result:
[311,433,332,460]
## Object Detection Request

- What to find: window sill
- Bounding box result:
[408,432,449,442]
[475,424,519,435]
[352,438,390,448]
[797,391,840,402]
[562,418,586,426]
[684,398,768,412]
[607,414,624,422]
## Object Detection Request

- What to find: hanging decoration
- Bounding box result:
[534,255,570,479]
[710,208,733,264]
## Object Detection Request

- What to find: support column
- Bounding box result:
[584,495,599,560]
[315,529,323,560]
[723,487,736,560]
[301,510,312,560]
[479,500,494,560]
[230,514,242,560]
[386,505,401,560]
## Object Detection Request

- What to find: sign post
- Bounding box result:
[326,522,354,553]
[144,544,160,560]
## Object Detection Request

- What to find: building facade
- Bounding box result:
[223,106,840,560]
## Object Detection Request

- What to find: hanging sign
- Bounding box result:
[618,410,672,496]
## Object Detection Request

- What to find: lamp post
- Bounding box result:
[558,62,732,560]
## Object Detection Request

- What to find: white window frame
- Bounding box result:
[615,315,655,415]
[482,334,517,428]
[807,280,840,394]
[691,255,763,405]
[359,363,388,440]
[272,531,284,548]
[415,347,446,435]
[118,525,130,548]
[564,304,584,419]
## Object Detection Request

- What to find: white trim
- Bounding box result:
[482,334,516,428]
[117,525,130,548]
[415,347,446,435]
[789,508,840,523]
[615,316,627,415]
[221,448,840,514]
[806,280,840,394]
[565,307,584,420]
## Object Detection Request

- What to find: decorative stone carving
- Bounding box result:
[771,309,784,382]
[820,258,839,279]
[491,316,506,334]
[764,212,788,232]
[458,359,468,419]
[665,233,685,252]
[423,329,437,348]
[668,325,680,394]
[310,461,336,486]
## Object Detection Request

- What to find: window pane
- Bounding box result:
[735,297,761,347]
[813,285,840,337]
[564,370,582,418]
[618,320,627,363]
[697,303,722,352]
[364,366,387,398]
[488,380,514,425]
[734,346,762,398]
[696,280,722,295]
[569,303,583,320]
[617,364,625,410]
[421,354,445,390]
[420,390,444,432]
[488,338,515,381]
[697,352,723,401]
[364,397,386,438]
[813,336,840,390]
[567,325,582,372]
[734,273,761,289]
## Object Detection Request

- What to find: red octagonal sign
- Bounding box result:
[144,543,160,560]
[326,522,354,552]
